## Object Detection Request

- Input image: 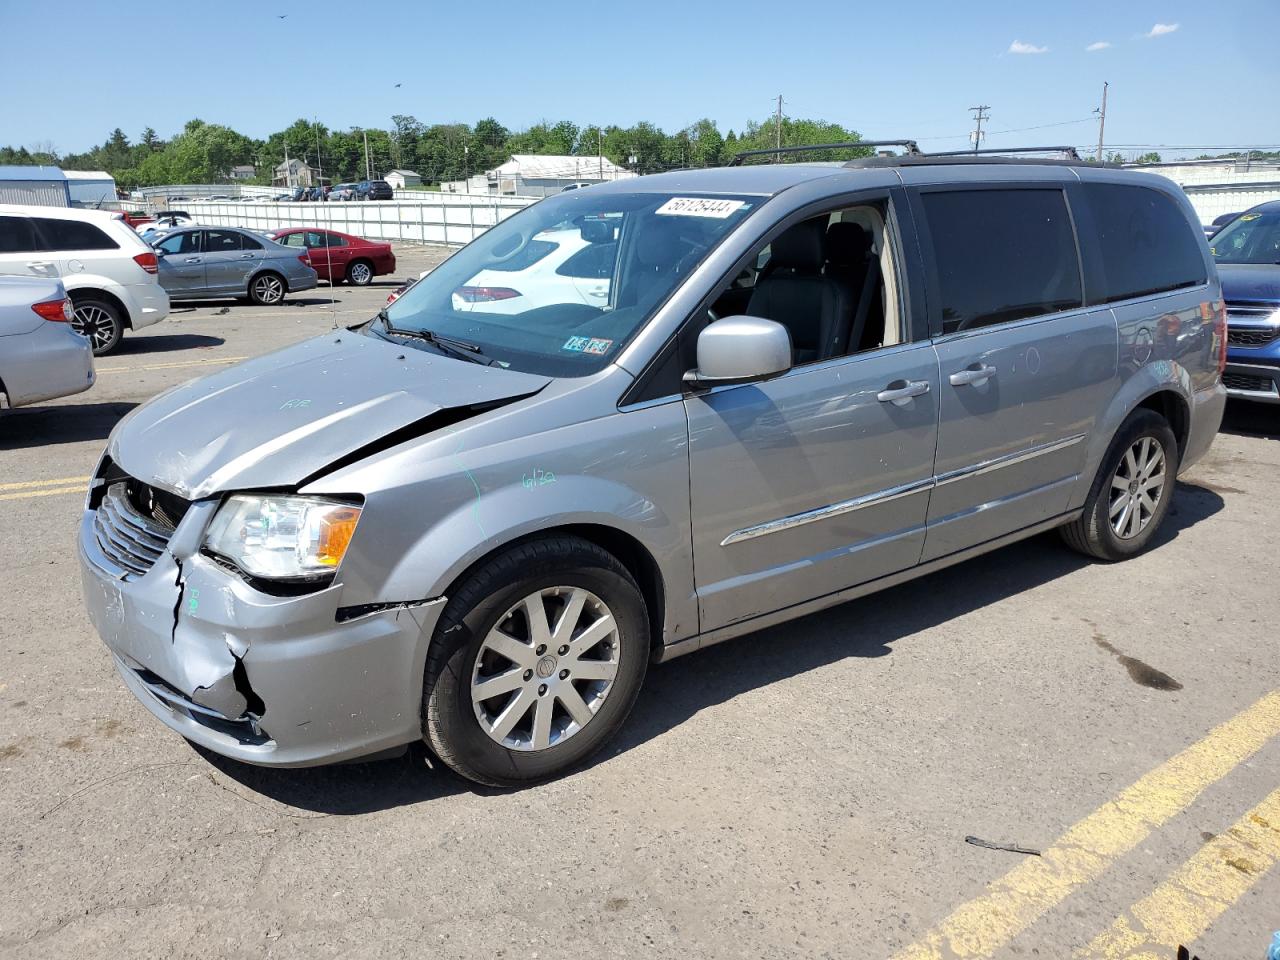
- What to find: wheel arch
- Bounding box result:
[249,268,289,295]
[432,524,667,661]
[68,286,131,329]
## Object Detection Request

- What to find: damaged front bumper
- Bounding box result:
[77,494,447,767]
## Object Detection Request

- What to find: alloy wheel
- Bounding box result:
[349,262,372,285]
[1109,436,1167,540]
[471,586,620,751]
[253,275,284,304]
[71,303,117,351]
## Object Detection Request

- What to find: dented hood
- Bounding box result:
[110,332,549,499]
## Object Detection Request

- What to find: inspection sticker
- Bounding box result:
[656,197,746,219]
[562,336,614,355]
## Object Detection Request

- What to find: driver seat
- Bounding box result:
[746,219,854,364]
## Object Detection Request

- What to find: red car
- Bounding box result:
[268,228,396,286]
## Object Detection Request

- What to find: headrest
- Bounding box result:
[825,221,873,267]
[770,218,825,272]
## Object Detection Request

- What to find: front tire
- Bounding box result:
[70,296,123,355]
[423,536,649,787]
[1061,409,1178,561]
[248,272,286,305]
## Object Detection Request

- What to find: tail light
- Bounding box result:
[456,286,520,303]
[299,253,312,267]
[1214,300,1228,375]
[133,251,158,274]
[32,298,73,323]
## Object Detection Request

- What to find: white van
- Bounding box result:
[0,204,169,354]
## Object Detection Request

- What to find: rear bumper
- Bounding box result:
[0,322,94,407]
[1181,379,1228,471]
[78,505,447,767]
[123,282,169,330]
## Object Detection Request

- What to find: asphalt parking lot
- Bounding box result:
[1,242,1278,959]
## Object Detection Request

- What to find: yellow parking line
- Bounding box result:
[1077,785,1280,959]
[0,485,85,502]
[0,476,90,492]
[96,355,247,374]
[891,690,1280,960]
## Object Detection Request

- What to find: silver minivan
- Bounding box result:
[79,153,1227,786]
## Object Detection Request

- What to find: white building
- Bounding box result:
[229,164,256,180]
[481,154,636,197]
[1128,157,1280,224]
[384,169,422,189]
[272,158,321,188]
[65,170,118,207]
[0,166,70,206]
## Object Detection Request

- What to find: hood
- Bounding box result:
[1217,264,1280,305]
[110,332,549,499]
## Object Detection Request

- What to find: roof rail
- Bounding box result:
[923,145,1082,160]
[729,140,922,166]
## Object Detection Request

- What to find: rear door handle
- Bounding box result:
[238,253,255,259]
[949,364,997,387]
[184,257,202,263]
[877,379,931,406]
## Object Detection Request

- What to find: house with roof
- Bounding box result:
[384,169,421,189]
[0,166,71,206]
[272,158,321,188]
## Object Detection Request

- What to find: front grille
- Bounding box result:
[92,482,179,577]
[1222,371,1278,394]
[1227,327,1280,348]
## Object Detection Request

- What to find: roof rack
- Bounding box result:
[729,140,922,166]
[923,145,1082,159]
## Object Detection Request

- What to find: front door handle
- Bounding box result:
[238,253,255,259]
[184,257,202,263]
[877,379,931,406]
[949,363,997,387]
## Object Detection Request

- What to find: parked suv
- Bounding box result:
[79,156,1225,786]
[357,179,393,201]
[1208,200,1280,403]
[0,204,169,354]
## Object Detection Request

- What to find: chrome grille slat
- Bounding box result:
[91,482,179,579]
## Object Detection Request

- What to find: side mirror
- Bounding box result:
[683,316,792,389]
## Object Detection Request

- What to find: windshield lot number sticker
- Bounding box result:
[563,336,614,355]
[656,197,746,219]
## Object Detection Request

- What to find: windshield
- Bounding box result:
[1210,210,1280,265]
[377,191,758,376]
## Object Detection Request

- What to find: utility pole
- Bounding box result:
[598,129,603,180]
[969,105,990,153]
[775,94,784,161]
[1095,81,1108,162]
[363,129,372,180]
[464,144,470,194]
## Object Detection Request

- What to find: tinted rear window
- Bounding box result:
[33,218,119,251]
[0,216,42,253]
[1077,184,1206,301]
[921,188,1083,334]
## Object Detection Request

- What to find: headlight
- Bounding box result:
[204,495,362,580]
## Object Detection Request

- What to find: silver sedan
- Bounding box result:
[153,226,318,305]
[0,276,94,408]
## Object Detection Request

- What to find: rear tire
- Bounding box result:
[423,536,649,787]
[248,272,286,305]
[346,260,374,286]
[70,296,123,355]
[1061,409,1178,561]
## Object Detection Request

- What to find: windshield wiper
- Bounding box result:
[374,309,498,366]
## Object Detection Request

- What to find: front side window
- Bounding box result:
[381,191,757,376]
[33,218,118,251]
[922,188,1082,334]
[0,216,42,254]
[1210,209,1280,265]
[1080,183,1207,299]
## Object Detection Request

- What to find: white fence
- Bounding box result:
[172,195,539,247]
[1180,182,1280,224]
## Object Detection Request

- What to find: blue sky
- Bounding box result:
[5,0,1278,158]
